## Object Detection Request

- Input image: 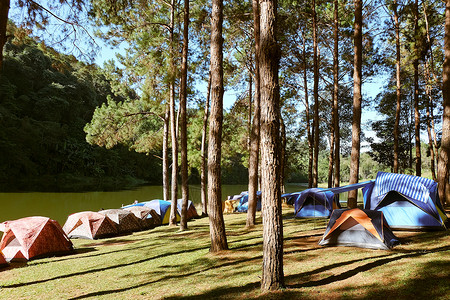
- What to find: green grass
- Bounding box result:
[0,206,449,299]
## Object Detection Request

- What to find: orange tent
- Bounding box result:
[0,250,8,268]
[0,216,73,261]
[318,208,399,250]
[63,211,118,239]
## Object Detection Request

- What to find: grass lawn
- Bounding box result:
[0,205,449,299]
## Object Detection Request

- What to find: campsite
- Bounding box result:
[0,204,449,299]
[2,0,450,298]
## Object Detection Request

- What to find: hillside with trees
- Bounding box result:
[0,25,162,191]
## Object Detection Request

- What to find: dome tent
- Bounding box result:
[319,208,399,250]
[363,172,448,230]
[63,211,118,239]
[1,216,73,261]
[0,250,8,268]
[236,191,261,213]
[123,206,161,229]
[177,200,199,221]
[285,188,340,218]
[99,209,142,233]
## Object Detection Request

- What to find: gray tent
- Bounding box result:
[318,208,399,250]
[99,209,142,233]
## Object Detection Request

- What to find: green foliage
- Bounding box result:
[0,30,161,191]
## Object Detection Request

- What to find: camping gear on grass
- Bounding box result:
[177,200,199,221]
[285,188,340,218]
[123,206,161,229]
[63,211,118,239]
[99,209,142,233]
[318,208,399,250]
[0,216,73,261]
[362,172,448,230]
[236,191,261,213]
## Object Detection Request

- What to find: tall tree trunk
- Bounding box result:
[0,0,10,71]
[179,0,190,231]
[413,0,421,177]
[333,0,340,189]
[201,70,211,217]
[409,97,413,169]
[438,0,450,207]
[424,59,437,180]
[208,0,228,252]
[312,0,319,188]
[248,73,252,150]
[327,103,335,188]
[425,69,437,180]
[280,118,286,194]
[302,33,313,188]
[393,0,401,173]
[259,0,284,291]
[348,0,363,208]
[169,0,178,226]
[247,0,261,228]
[163,106,170,201]
[423,1,440,164]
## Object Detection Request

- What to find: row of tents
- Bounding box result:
[1,171,448,265]
[228,172,448,250]
[0,200,199,265]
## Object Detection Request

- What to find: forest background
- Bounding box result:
[0,0,444,192]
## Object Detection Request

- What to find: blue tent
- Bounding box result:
[236,191,261,213]
[289,188,341,218]
[363,172,448,230]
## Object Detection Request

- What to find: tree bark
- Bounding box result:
[280,118,286,194]
[248,73,253,150]
[393,0,401,174]
[208,0,228,252]
[169,0,178,226]
[425,59,437,181]
[163,106,170,201]
[348,0,363,208]
[438,0,450,207]
[179,0,190,231]
[301,33,313,188]
[333,0,340,189]
[247,0,261,228]
[328,0,338,188]
[312,0,319,188]
[0,0,10,71]
[413,0,421,176]
[423,1,440,164]
[259,0,284,291]
[201,70,211,217]
[327,123,335,188]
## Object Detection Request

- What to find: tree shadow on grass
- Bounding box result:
[286,245,450,289]
[0,242,212,289]
[68,254,265,299]
[164,245,450,300]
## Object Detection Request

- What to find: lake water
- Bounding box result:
[0,184,307,225]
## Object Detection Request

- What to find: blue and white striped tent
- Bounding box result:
[362,172,448,230]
